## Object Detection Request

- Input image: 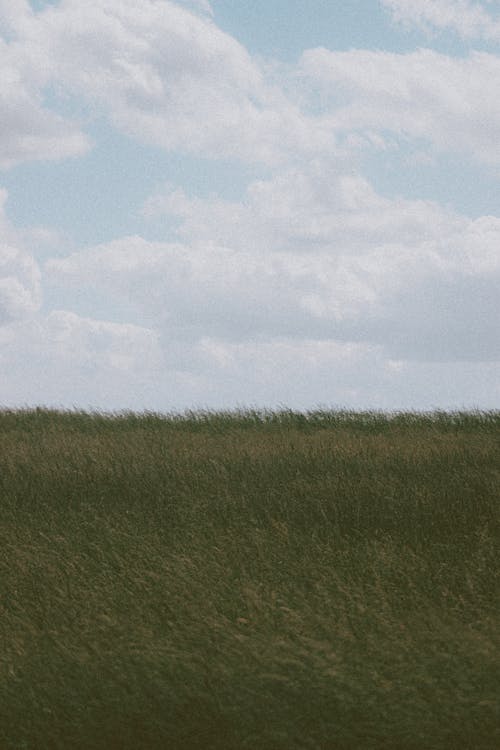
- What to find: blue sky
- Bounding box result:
[0,0,499,411]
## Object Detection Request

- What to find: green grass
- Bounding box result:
[0,408,499,749]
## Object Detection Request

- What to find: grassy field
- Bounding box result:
[0,408,499,749]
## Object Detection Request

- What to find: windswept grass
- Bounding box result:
[0,408,499,749]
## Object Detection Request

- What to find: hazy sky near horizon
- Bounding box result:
[1,0,499,412]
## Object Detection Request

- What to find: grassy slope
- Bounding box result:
[0,409,499,749]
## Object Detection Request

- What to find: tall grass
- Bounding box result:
[1,408,499,749]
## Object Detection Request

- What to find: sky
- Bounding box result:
[1,0,499,412]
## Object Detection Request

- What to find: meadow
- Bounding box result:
[0,407,499,749]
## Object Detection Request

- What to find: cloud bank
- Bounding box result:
[0,0,498,410]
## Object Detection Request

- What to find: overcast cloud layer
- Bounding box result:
[0,0,498,411]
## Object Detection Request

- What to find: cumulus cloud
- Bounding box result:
[47,163,500,363]
[0,190,42,324]
[0,91,90,169]
[2,0,499,171]
[0,0,335,166]
[180,338,500,410]
[0,4,90,169]
[381,0,500,41]
[0,0,498,409]
[47,236,339,341]
[0,0,33,36]
[1,0,500,173]
[300,46,500,165]
[142,164,460,253]
[0,249,41,324]
[2,313,498,410]
[0,311,164,409]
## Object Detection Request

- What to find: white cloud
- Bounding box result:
[2,315,499,409]
[0,190,41,324]
[0,8,90,169]
[300,47,500,165]
[3,163,499,411]
[381,0,500,41]
[3,0,335,166]
[143,163,460,253]
[1,0,499,173]
[189,338,500,409]
[48,164,500,363]
[0,0,498,410]
[3,0,499,173]
[0,94,90,169]
[47,235,342,340]
[0,311,164,409]
[0,0,34,38]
